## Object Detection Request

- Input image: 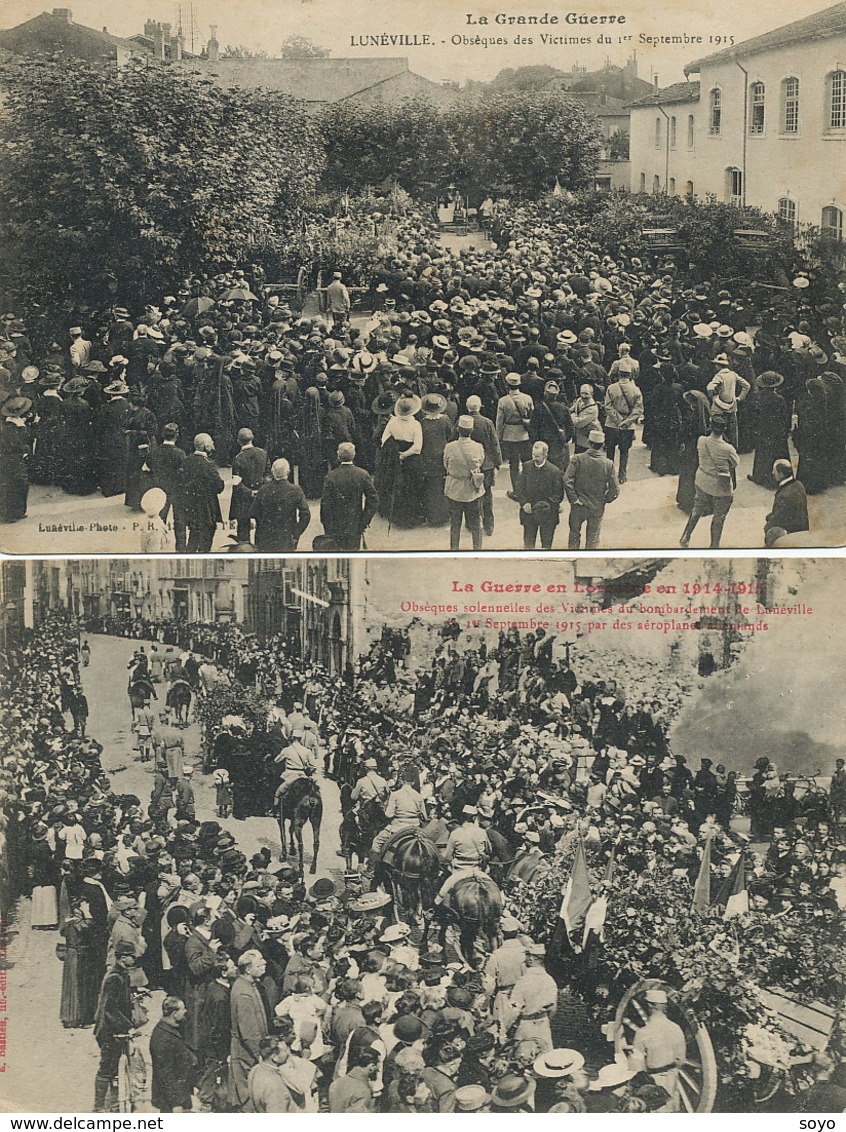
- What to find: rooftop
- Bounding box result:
[177,55,417,102]
[0,9,142,60]
[686,0,846,71]
[627,81,701,109]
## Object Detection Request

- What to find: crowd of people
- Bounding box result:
[2,608,845,1114]
[0,198,843,548]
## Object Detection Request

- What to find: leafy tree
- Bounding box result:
[221,44,269,59]
[319,97,456,198]
[280,34,330,58]
[0,56,325,310]
[607,128,630,160]
[448,88,602,200]
[320,89,600,202]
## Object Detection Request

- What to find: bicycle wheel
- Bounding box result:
[116,1051,133,1113]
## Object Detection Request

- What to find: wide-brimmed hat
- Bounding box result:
[351,351,377,374]
[557,330,578,345]
[423,392,447,413]
[712,353,731,367]
[394,394,422,418]
[371,390,398,415]
[62,377,90,395]
[455,1085,491,1112]
[758,371,784,388]
[348,891,391,912]
[533,1048,585,1078]
[589,1062,636,1091]
[104,380,130,396]
[380,921,411,943]
[2,395,32,417]
[492,1075,533,1108]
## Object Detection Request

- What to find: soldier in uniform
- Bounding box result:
[629,986,686,1111]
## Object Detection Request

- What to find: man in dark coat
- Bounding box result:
[320,443,379,550]
[197,956,234,1111]
[93,941,135,1111]
[180,433,224,553]
[250,458,310,552]
[765,459,810,545]
[97,382,132,497]
[229,428,268,543]
[512,441,565,550]
[229,950,271,1110]
[149,997,198,1112]
[150,422,187,551]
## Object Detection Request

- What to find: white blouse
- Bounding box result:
[381,414,422,455]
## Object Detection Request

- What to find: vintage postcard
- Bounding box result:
[0,0,843,555]
[0,553,843,1114]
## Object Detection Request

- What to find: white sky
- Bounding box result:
[0,0,831,85]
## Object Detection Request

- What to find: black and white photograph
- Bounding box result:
[0,0,844,552]
[0,554,844,1114]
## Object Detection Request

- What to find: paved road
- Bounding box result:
[5,436,844,555]
[2,633,344,1113]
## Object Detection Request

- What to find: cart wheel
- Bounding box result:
[296,266,309,306]
[116,1051,133,1113]
[751,1064,786,1104]
[613,977,718,1113]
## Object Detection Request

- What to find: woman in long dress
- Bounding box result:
[28,822,58,929]
[675,390,709,512]
[375,393,424,528]
[57,379,98,494]
[60,897,98,1027]
[98,381,132,497]
[749,371,790,488]
[795,376,829,494]
[418,393,451,527]
[648,364,683,476]
[0,399,32,521]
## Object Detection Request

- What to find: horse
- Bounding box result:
[438,873,503,969]
[166,679,193,727]
[372,826,443,926]
[278,776,323,874]
[128,678,156,725]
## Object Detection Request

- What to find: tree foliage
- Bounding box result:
[0,56,325,308]
[319,89,601,202]
[280,34,330,58]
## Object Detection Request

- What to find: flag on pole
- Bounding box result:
[691,835,712,913]
[716,854,748,919]
[559,836,593,938]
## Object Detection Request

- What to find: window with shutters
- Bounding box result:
[749,82,765,134]
[709,88,722,134]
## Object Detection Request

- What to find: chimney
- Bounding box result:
[653,74,659,92]
[207,25,219,61]
[52,8,73,21]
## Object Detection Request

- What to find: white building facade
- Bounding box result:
[629,1,846,238]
